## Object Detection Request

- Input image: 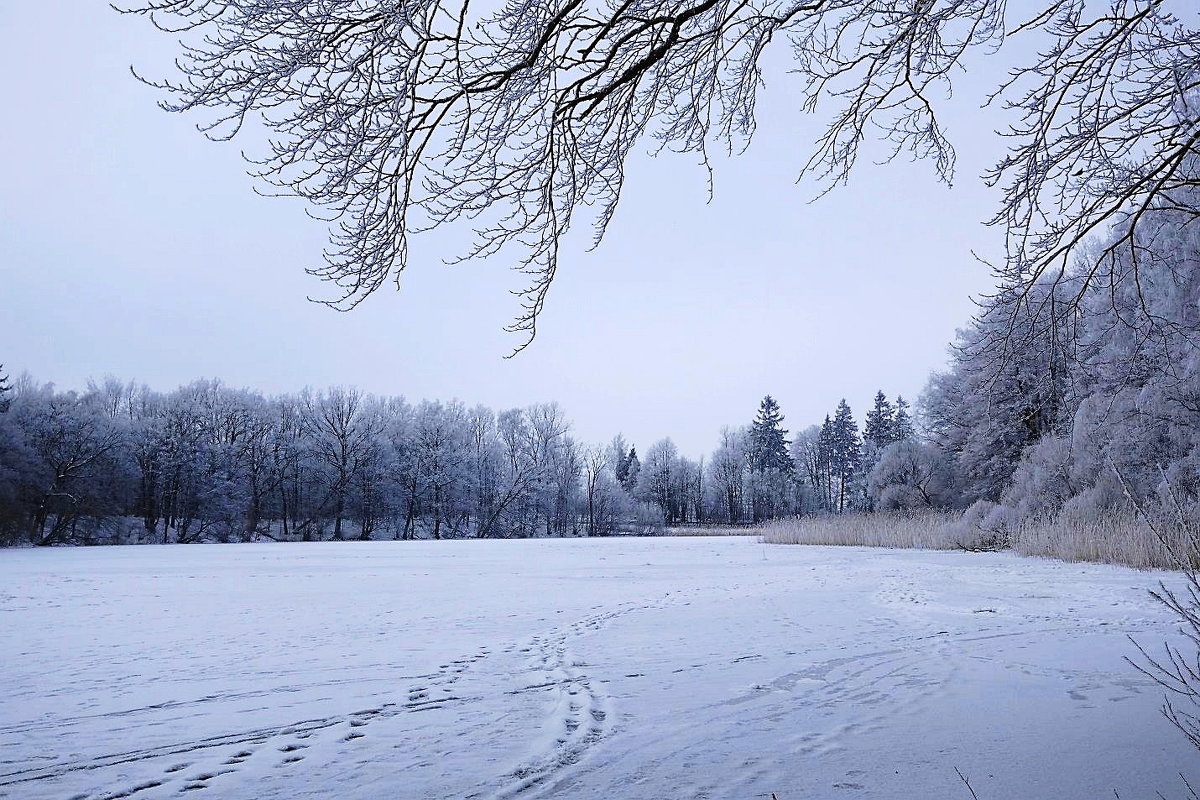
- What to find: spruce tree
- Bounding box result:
[894,396,915,441]
[615,448,631,487]
[623,447,640,491]
[863,390,895,449]
[816,415,835,511]
[860,391,897,511]
[830,399,861,512]
[748,395,793,474]
[747,396,795,522]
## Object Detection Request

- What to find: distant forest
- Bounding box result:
[0,366,913,545]
[3,187,1200,548]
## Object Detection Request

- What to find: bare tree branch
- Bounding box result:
[118,0,1200,353]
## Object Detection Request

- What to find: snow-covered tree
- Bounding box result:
[637,438,680,524]
[709,427,748,524]
[747,396,792,474]
[922,278,1076,507]
[814,416,836,512]
[860,391,898,510]
[828,400,861,513]
[893,397,915,442]
[747,396,794,522]
[9,386,130,545]
[863,391,896,451]
[868,440,952,511]
[583,445,631,536]
[412,400,474,539]
[304,387,387,540]
[0,365,11,414]
[622,447,641,494]
[789,424,825,514]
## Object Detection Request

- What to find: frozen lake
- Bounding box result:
[1,537,1195,799]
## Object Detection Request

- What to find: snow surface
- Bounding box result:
[1,537,1195,799]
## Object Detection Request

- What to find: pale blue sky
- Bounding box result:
[2,3,1008,458]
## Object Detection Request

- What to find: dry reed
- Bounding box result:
[762,507,1186,570]
[1009,509,1181,570]
[663,526,762,537]
[760,510,962,550]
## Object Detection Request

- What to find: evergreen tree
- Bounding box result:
[894,396,915,442]
[748,396,793,474]
[0,366,10,414]
[623,446,640,492]
[747,396,794,521]
[863,390,896,449]
[860,391,897,511]
[829,399,861,512]
[816,415,835,511]
[615,447,631,487]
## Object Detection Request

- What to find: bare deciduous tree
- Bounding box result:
[118,0,1200,351]
[303,386,385,540]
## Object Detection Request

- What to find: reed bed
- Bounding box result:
[1009,509,1183,571]
[761,510,962,550]
[663,526,762,537]
[763,507,1188,571]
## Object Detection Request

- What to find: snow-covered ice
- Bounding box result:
[1,537,1195,799]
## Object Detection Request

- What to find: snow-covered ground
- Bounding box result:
[1,538,1195,799]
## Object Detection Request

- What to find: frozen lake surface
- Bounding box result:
[1,537,1195,799]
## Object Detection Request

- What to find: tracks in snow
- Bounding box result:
[0,649,490,799]
[2,598,678,800]
[489,596,686,799]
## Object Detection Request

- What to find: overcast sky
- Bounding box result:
[3,3,1011,459]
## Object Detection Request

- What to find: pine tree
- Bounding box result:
[894,396,915,441]
[830,399,861,512]
[863,390,895,449]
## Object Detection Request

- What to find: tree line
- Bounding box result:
[0,379,628,545]
[729,177,1200,555]
[0,361,923,546]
